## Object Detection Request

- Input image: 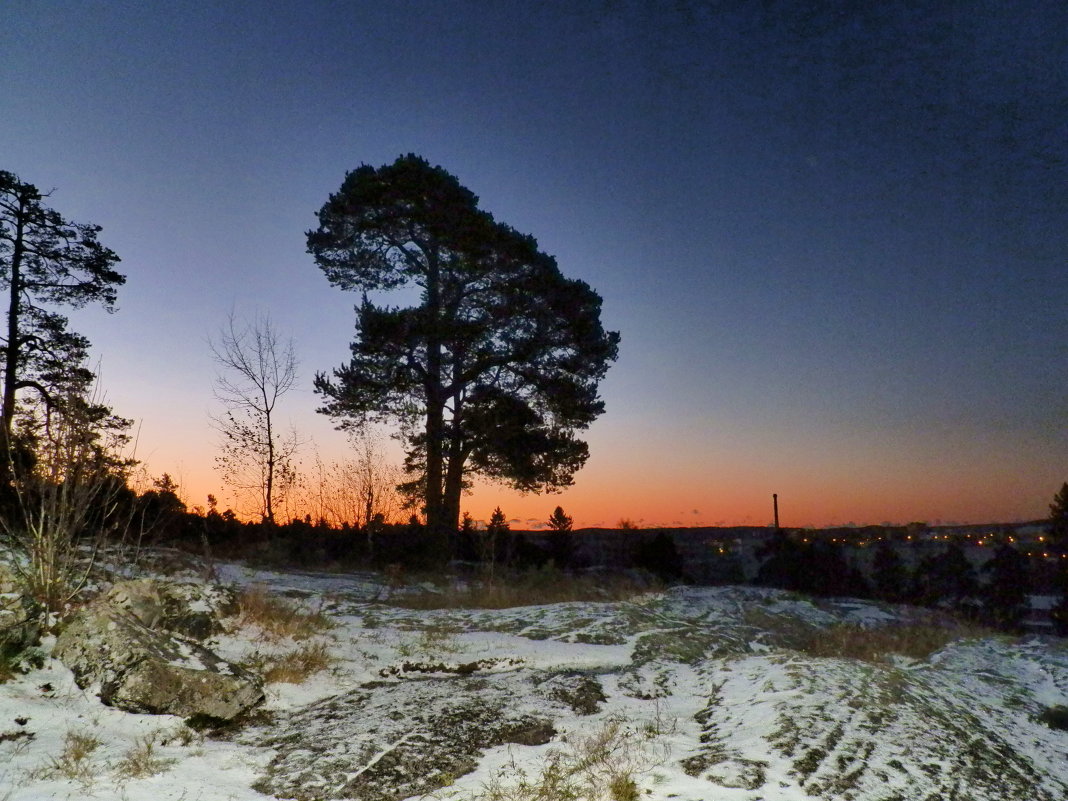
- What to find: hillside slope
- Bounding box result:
[2,564,1066,800]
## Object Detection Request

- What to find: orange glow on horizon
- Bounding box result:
[129,406,1059,530]
[160,455,1055,530]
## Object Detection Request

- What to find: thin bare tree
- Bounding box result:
[306,430,401,557]
[210,312,299,523]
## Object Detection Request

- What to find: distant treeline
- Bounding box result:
[125,487,1061,635]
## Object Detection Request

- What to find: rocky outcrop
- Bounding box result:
[0,561,40,658]
[0,561,21,595]
[243,673,565,801]
[0,592,41,658]
[53,580,261,719]
[103,578,239,640]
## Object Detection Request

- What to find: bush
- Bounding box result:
[633,532,684,582]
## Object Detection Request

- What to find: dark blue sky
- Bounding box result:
[2,1,1065,525]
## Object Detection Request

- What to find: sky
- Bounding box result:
[1,0,1065,528]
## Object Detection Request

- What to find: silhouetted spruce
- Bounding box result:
[1050,482,1068,551]
[546,506,575,569]
[1047,484,1068,632]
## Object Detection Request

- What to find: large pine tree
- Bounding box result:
[0,171,124,440]
[308,156,619,535]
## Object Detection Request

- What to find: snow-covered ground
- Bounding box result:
[3,556,1068,800]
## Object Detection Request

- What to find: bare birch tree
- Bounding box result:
[210,312,299,523]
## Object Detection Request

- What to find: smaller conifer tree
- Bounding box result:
[1049,482,1068,550]
[546,506,573,532]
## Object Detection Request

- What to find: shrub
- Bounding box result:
[633,532,684,583]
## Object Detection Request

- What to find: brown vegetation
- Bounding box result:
[796,620,992,663]
[242,642,335,684]
[234,584,334,640]
[385,567,660,610]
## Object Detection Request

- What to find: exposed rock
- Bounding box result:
[104,578,238,640]
[0,593,41,658]
[104,579,164,627]
[376,656,523,678]
[53,597,261,719]
[535,672,607,715]
[243,672,566,801]
[0,561,22,595]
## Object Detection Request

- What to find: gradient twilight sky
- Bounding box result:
[2,1,1065,528]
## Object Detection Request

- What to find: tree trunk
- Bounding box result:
[264,406,275,524]
[2,206,25,442]
[442,428,467,534]
[422,254,447,535]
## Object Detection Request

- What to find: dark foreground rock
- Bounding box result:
[54,580,261,719]
[242,672,577,801]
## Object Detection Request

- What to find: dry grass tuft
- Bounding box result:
[396,622,462,658]
[387,567,660,610]
[235,584,334,640]
[243,642,335,684]
[113,734,174,780]
[744,605,991,664]
[477,716,667,801]
[34,729,103,785]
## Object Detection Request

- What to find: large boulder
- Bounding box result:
[103,578,239,640]
[53,584,261,720]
